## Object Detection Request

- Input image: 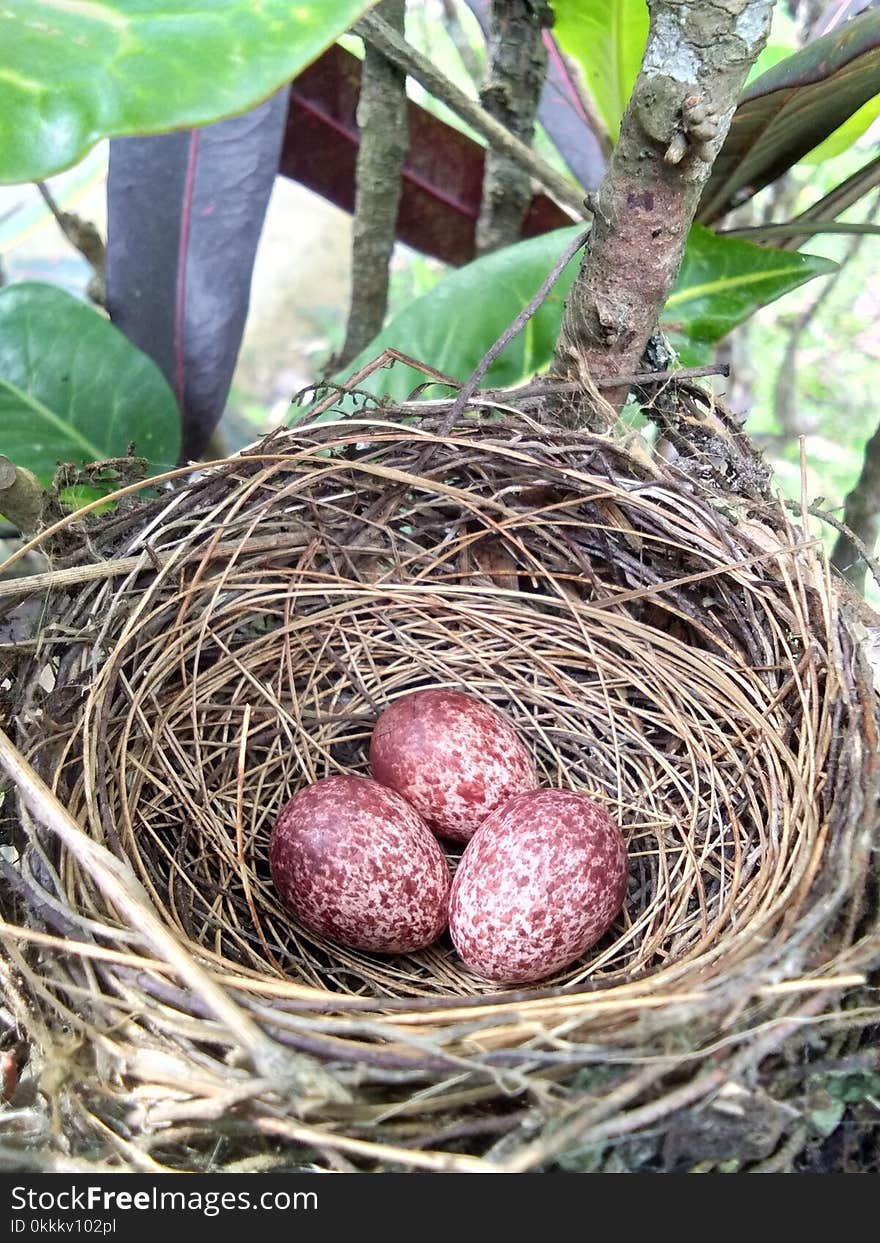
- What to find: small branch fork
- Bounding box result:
[475,1,552,256]
[301,229,727,435]
[302,347,729,426]
[36,182,105,303]
[440,226,590,433]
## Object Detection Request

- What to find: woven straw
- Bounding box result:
[1,410,878,1172]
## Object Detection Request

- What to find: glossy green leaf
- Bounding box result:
[0,282,181,483]
[550,0,649,142]
[0,1,378,184]
[799,92,880,164]
[324,225,835,406]
[662,226,836,364]
[321,229,582,409]
[699,9,880,222]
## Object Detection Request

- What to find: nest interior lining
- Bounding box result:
[32,419,835,1009]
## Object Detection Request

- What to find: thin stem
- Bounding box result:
[720,220,880,241]
[438,227,590,433]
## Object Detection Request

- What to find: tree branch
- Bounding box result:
[462,0,609,189]
[439,227,590,434]
[552,0,774,420]
[475,1,551,256]
[721,220,880,241]
[0,458,45,538]
[36,181,105,305]
[338,0,409,367]
[831,421,880,594]
[354,9,586,219]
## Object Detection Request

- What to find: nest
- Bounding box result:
[1,411,879,1173]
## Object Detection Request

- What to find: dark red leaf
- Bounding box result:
[279,44,571,266]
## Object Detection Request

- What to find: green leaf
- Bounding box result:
[326,225,835,405]
[699,9,880,222]
[319,229,582,409]
[0,1,378,184]
[550,0,649,142]
[820,1070,880,1104]
[663,225,837,364]
[57,485,118,513]
[0,282,181,484]
[799,93,880,164]
[807,1097,846,1138]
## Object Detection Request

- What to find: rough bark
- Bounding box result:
[36,182,105,305]
[339,0,409,367]
[462,0,609,190]
[475,1,550,256]
[553,0,774,418]
[0,458,44,538]
[831,422,880,594]
[355,9,585,218]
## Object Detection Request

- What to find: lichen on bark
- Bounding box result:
[553,0,775,418]
[339,0,409,368]
[0,458,44,538]
[475,1,551,256]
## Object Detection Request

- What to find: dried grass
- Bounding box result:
[1,410,878,1172]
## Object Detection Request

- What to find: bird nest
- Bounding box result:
[1,411,879,1173]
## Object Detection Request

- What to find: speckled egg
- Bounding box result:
[448,789,628,984]
[369,689,539,843]
[269,775,450,954]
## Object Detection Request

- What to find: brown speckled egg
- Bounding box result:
[448,788,627,984]
[269,775,450,954]
[369,689,538,843]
